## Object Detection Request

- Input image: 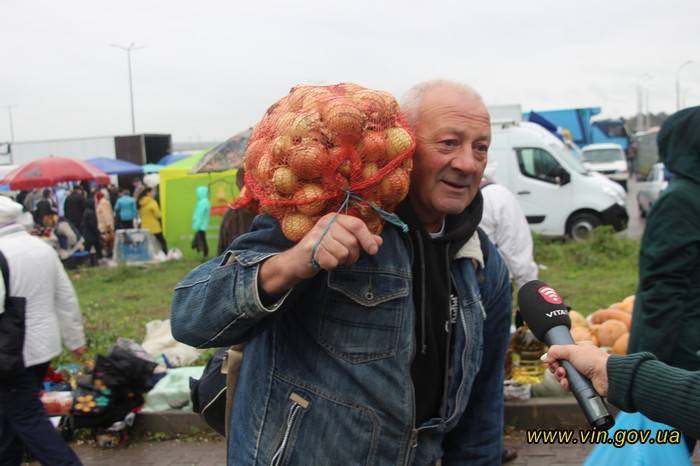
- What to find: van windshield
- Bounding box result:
[549,142,590,175]
[582,149,625,163]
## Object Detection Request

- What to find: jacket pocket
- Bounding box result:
[318,269,409,363]
[270,393,309,466]
[261,378,380,466]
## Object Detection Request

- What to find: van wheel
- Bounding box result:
[567,213,601,240]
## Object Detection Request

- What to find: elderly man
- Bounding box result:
[171,80,511,465]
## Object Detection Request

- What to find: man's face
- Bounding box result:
[408,86,491,231]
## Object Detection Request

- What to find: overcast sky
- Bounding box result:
[2,0,699,143]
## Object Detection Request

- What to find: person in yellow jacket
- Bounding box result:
[137,188,167,253]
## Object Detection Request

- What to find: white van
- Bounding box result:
[581,143,629,190]
[487,120,628,239]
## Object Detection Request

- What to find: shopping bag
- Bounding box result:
[584,412,691,466]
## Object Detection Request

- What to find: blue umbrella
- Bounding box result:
[85,157,143,175]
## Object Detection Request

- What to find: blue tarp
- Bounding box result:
[527,111,563,140]
[158,153,191,166]
[85,157,143,175]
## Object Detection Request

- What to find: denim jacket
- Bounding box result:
[171,214,511,466]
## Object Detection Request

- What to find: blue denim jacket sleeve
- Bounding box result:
[170,214,302,348]
[442,240,511,465]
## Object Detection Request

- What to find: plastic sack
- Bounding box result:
[141,319,201,367]
[583,412,690,466]
[236,83,416,241]
[142,366,205,412]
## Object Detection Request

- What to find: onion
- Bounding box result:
[256,152,273,181]
[271,135,294,163]
[286,112,321,140]
[379,168,410,204]
[358,131,386,162]
[281,212,315,242]
[272,167,298,195]
[362,162,378,180]
[385,127,413,161]
[322,100,364,145]
[294,184,326,216]
[288,142,326,180]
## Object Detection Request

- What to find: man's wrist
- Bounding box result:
[259,251,304,296]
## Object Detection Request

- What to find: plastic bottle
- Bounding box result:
[510,325,547,385]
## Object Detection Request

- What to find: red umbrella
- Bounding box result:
[0,156,111,190]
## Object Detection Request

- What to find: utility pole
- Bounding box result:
[676,60,695,111]
[636,74,651,132]
[110,43,144,134]
[1,105,15,142]
[1,105,15,164]
[644,88,651,130]
[635,85,643,133]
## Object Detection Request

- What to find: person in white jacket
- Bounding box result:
[0,196,85,466]
[479,165,538,464]
[479,164,538,290]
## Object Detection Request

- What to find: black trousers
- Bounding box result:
[154,233,168,254]
[0,363,83,466]
[193,230,208,257]
[116,219,134,230]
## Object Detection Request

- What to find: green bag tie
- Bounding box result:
[310,190,409,270]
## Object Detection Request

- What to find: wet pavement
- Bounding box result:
[65,430,700,465]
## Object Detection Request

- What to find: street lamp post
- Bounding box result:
[676,60,695,111]
[110,43,144,134]
[636,74,652,132]
[1,105,15,164]
[4,105,15,142]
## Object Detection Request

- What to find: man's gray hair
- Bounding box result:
[400,79,484,128]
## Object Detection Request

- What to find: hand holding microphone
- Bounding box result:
[517,280,615,430]
[541,343,610,396]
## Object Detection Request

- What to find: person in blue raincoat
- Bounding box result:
[191,186,211,258]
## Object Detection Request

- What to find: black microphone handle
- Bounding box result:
[543,326,615,430]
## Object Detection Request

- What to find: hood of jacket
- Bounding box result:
[658,106,700,184]
[139,196,155,208]
[196,186,209,201]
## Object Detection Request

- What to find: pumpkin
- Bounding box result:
[597,320,628,347]
[612,333,629,355]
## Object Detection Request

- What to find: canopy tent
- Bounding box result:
[190,128,251,174]
[158,153,191,166]
[0,157,110,190]
[85,157,143,175]
[142,163,162,173]
[159,152,241,254]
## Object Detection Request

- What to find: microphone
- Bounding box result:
[517,280,615,430]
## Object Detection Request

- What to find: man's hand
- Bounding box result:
[541,343,610,396]
[71,345,88,360]
[260,213,383,296]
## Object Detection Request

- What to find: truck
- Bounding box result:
[523,107,631,154]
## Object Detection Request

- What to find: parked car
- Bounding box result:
[581,143,629,190]
[637,162,670,218]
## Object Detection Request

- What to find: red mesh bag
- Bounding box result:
[236,83,416,242]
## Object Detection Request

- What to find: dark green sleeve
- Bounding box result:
[608,353,700,439]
